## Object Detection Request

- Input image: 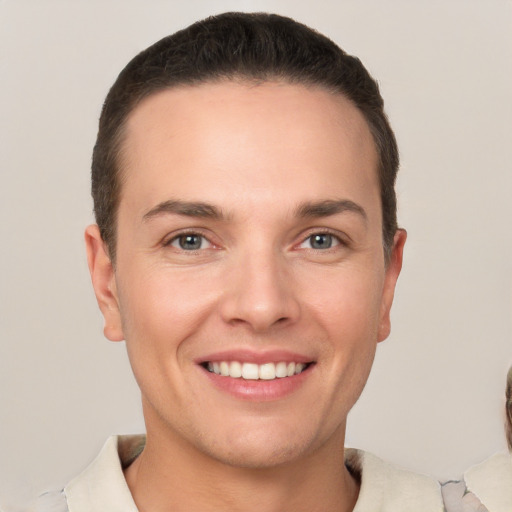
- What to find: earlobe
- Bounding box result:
[377,229,407,343]
[84,225,124,342]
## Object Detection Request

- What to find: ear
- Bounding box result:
[377,229,407,342]
[84,225,124,342]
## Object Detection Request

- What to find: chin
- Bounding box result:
[192,420,328,469]
[207,439,310,469]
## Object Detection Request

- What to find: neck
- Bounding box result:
[124,419,359,512]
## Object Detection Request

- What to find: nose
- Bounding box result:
[219,250,301,333]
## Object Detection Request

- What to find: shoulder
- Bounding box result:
[441,480,488,512]
[457,452,512,512]
[26,490,68,512]
[64,435,142,512]
[27,435,144,512]
[346,449,444,512]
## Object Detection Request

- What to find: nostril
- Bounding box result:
[219,277,301,332]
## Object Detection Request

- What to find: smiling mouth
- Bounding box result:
[201,361,313,381]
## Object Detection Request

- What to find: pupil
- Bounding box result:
[311,234,332,249]
[180,235,201,250]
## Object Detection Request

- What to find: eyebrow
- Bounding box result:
[142,198,367,223]
[142,200,225,221]
[295,199,367,221]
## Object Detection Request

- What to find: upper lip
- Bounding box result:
[196,349,315,365]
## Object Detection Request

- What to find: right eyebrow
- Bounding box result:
[295,199,367,222]
[142,200,225,222]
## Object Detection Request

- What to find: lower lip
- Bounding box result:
[200,365,314,401]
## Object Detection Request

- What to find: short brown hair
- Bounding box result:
[92,12,399,263]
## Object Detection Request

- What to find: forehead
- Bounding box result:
[119,80,379,218]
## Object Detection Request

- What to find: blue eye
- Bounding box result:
[301,233,340,250]
[170,234,211,250]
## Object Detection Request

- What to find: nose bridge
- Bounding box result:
[221,242,300,332]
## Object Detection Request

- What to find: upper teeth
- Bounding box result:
[207,361,307,380]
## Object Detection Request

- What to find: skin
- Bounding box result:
[86,81,406,512]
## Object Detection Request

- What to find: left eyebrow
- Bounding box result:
[295,199,367,221]
[142,200,225,222]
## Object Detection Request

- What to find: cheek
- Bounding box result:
[115,268,222,407]
[315,273,381,416]
[115,265,221,359]
[305,264,385,333]
[303,264,384,394]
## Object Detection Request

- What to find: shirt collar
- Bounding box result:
[65,435,143,512]
[65,436,443,512]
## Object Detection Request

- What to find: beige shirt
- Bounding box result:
[463,452,512,512]
[35,435,445,512]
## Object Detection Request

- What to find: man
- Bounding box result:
[36,12,446,511]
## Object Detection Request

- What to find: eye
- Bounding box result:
[300,233,341,250]
[168,233,212,251]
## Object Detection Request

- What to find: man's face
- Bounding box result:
[87,81,405,468]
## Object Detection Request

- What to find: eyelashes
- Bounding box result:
[163,229,347,254]
[298,233,342,251]
[167,233,213,251]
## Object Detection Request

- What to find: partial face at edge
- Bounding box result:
[86,81,405,468]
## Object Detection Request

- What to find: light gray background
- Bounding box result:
[1,1,511,510]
